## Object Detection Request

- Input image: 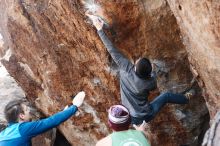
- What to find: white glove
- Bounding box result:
[72,91,85,107]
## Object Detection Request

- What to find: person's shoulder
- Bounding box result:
[120,65,135,75]
[19,121,33,126]
[96,135,112,146]
[18,121,38,131]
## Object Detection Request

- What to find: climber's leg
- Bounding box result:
[150,92,189,118]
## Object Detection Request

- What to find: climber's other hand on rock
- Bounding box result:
[93,7,105,18]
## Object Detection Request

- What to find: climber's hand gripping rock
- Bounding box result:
[86,11,104,31]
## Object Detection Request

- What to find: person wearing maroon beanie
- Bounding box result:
[96,105,151,146]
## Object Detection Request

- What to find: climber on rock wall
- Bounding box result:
[96,104,151,146]
[0,91,85,146]
[86,11,195,125]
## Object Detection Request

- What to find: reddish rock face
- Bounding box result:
[167,0,220,118]
[0,0,215,145]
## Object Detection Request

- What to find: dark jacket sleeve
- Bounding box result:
[19,105,78,137]
[97,29,133,72]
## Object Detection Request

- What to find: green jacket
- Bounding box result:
[111,129,150,146]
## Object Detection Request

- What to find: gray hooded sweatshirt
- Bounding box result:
[98,29,157,118]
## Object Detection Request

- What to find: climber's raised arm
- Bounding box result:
[86,13,133,72]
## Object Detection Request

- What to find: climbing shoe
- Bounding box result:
[184,89,196,100]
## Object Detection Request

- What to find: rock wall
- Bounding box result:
[0,0,215,145]
[167,0,220,118]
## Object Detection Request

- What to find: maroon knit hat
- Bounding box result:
[108,105,131,131]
